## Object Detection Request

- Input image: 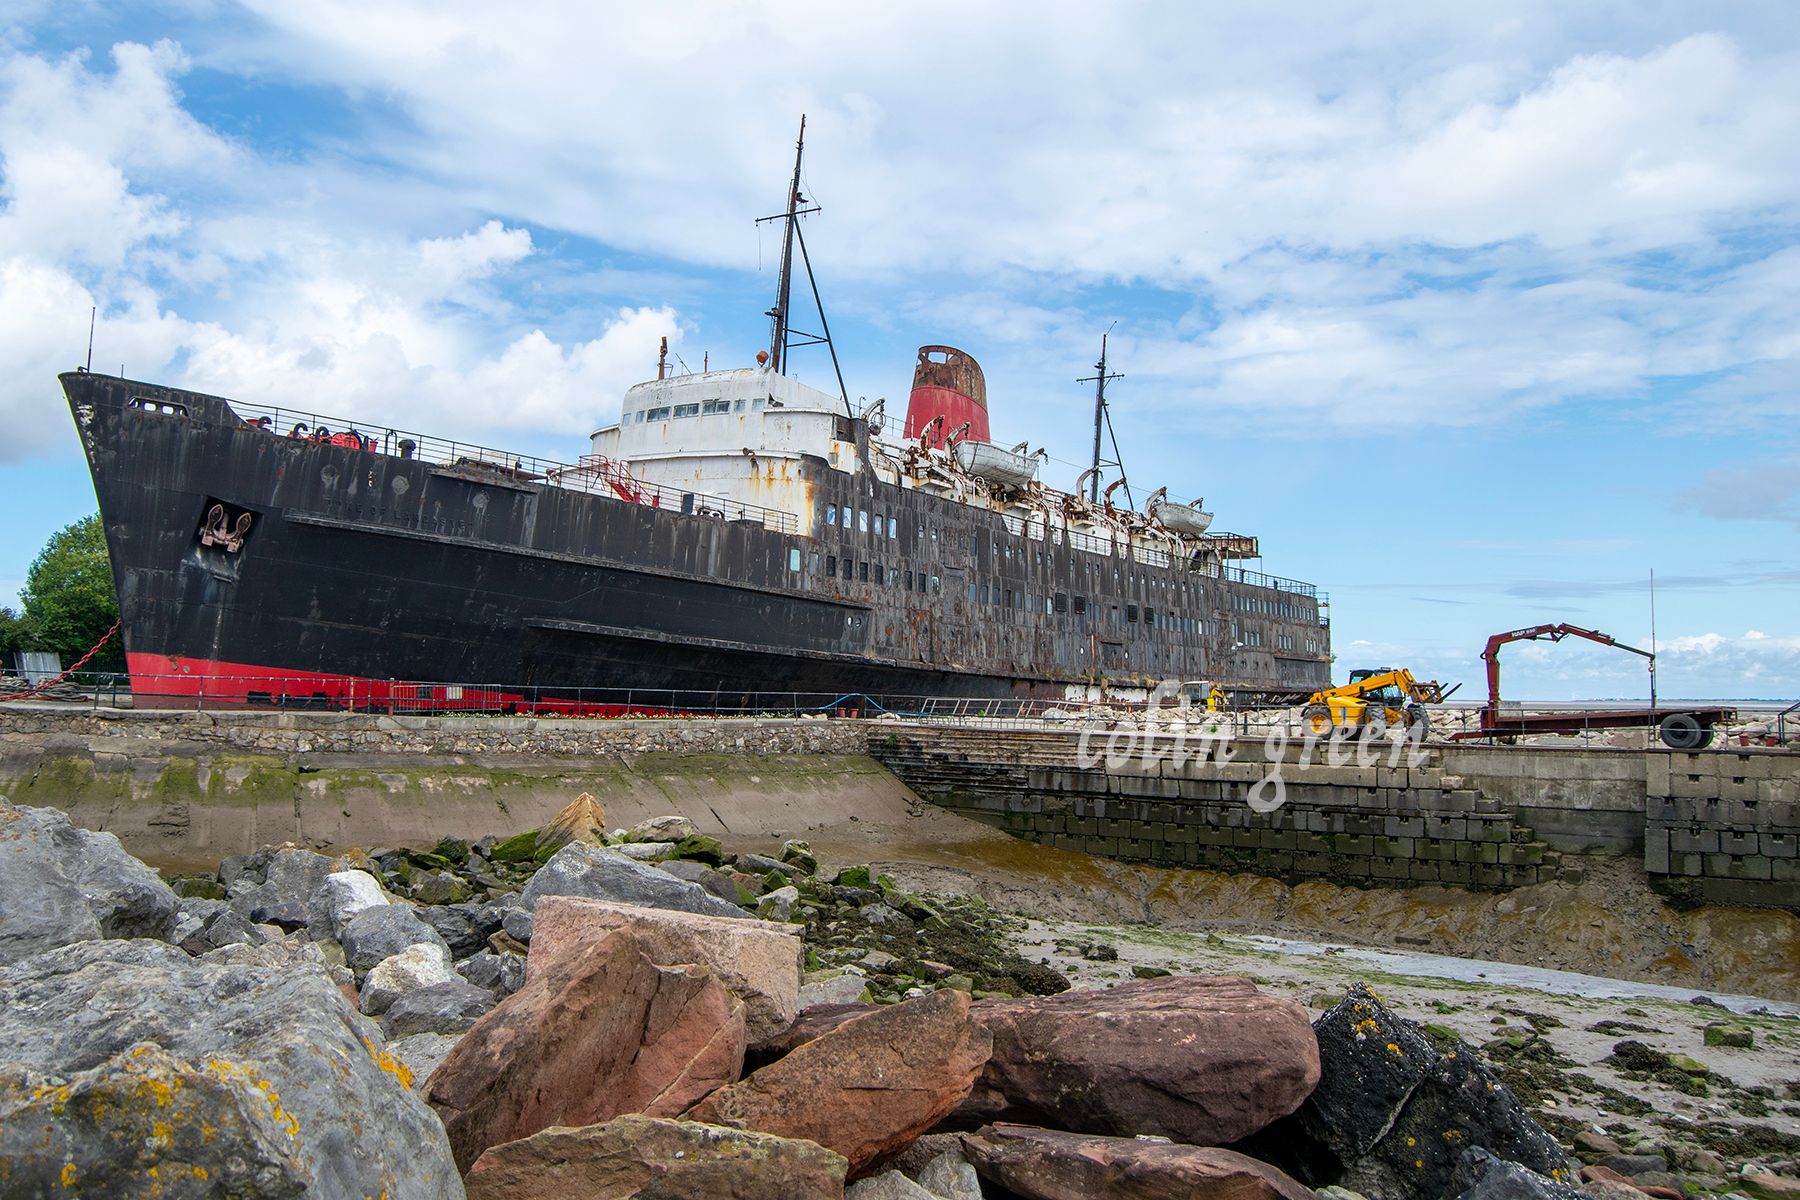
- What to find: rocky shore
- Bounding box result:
[3,791,1797,1200]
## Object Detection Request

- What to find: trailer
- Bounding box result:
[1447,622,1735,749]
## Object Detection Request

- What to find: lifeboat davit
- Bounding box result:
[904,346,989,449]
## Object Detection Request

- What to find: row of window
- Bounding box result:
[631,397,766,424]
[824,504,900,540]
[1233,591,1312,622]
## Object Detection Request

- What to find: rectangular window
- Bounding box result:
[672,403,700,418]
[788,547,801,572]
[808,551,821,575]
[1145,607,1155,629]
[1072,595,1087,615]
[1004,589,1014,608]
[842,558,855,580]
[906,570,915,591]
[645,406,671,420]
[751,398,766,410]
[860,561,870,582]
[826,555,837,576]
[1045,596,1054,614]
[887,517,898,539]
[859,510,869,533]
[1127,604,1139,623]
[887,567,898,586]
[1054,592,1068,614]
[702,399,730,415]
[980,584,989,604]
[826,503,837,527]
[733,399,746,413]
[929,574,941,594]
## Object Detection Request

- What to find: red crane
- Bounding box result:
[1452,622,1733,749]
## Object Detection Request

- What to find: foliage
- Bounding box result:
[18,514,125,673]
[0,605,26,658]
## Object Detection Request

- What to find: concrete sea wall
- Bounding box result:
[869,723,1800,910]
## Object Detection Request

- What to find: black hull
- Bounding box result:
[64,370,1332,708]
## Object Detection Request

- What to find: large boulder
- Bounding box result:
[0,937,460,1198]
[340,902,450,975]
[225,845,342,933]
[960,975,1319,1146]
[1251,984,1573,1200]
[686,988,992,1175]
[464,1114,846,1199]
[519,842,747,918]
[0,799,178,963]
[0,1041,310,1197]
[960,1122,1316,1200]
[531,895,803,1047]
[428,926,746,1172]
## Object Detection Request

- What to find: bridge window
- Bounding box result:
[859,510,870,533]
[1127,604,1139,623]
[703,399,731,415]
[826,503,837,527]
[673,403,699,418]
[1072,596,1087,616]
[733,399,747,413]
[826,555,836,576]
[887,517,898,539]
[929,574,941,594]
[859,561,870,582]
[1054,592,1068,614]
[808,550,821,575]
[645,406,671,420]
[788,547,802,572]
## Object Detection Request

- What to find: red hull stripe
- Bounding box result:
[122,652,671,716]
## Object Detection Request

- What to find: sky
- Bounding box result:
[1,1,1796,701]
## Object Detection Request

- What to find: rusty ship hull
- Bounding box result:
[63,358,1332,711]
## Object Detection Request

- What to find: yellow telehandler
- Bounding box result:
[1301,668,1451,737]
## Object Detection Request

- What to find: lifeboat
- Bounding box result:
[953,439,1039,488]
[1147,486,1213,537]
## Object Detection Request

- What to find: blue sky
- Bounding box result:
[1,2,1796,700]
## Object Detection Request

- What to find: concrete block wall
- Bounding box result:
[869,727,1563,891]
[1644,748,1799,907]
[869,724,1800,908]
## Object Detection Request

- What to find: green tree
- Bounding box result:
[0,605,26,660]
[18,515,125,673]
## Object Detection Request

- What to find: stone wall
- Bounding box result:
[0,706,863,757]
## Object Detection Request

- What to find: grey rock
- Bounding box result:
[0,1041,310,1196]
[886,1133,969,1179]
[384,979,496,1038]
[0,937,461,1198]
[501,907,534,944]
[862,902,914,929]
[919,1149,983,1200]
[386,1032,459,1092]
[848,1169,938,1200]
[340,902,449,975]
[0,800,179,964]
[418,904,483,958]
[227,846,340,936]
[316,869,388,937]
[779,839,818,874]
[520,842,748,918]
[1450,1147,1585,1200]
[737,852,790,877]
[1600,1155,1669,1177]
[615,840,676,861]
[458,948,526,996]
[799,968,867,1010]
[627,814,694,841]
[658,858,744,904]
[360,942,458,1015]
[411,870,469,905]
[759,884,801,922]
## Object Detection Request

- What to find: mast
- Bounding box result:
[767,116,805,373]
[1077,332,1126,505]
[755,115,852,415]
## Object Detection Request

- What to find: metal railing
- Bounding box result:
[229,401,799,534]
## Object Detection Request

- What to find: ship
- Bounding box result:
[60,124,1331,713]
